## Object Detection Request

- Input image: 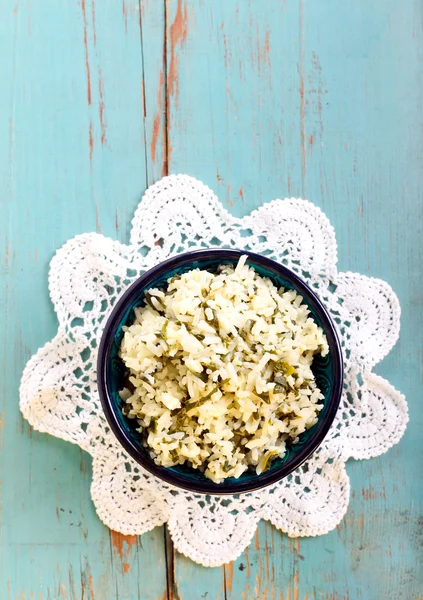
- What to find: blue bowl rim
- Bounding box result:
[97,248,343,495]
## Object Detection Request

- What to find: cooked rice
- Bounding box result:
[119,256,328,483]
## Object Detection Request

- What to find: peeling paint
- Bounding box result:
[88,575,95,598]
[168,0,189,103]
[299,0,306,190]
[262,30,271,66]
[264,537,270,582]
[89,121,94,165]
[222,29,229,69]
[161,157,168,179]
[122,0,128,35]
[361,485,385,500]
[68,565,76,600]
[81,0,92,105]
[151,68,165,165]
[91,0,96,46]
[110,530,137,572]
[225,562,233,593]
[239,186,244,204]
[151,113,160,163]
[98,67,107,145]
[166,0,189,171]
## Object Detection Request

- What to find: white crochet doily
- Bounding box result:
[20,174,408,567]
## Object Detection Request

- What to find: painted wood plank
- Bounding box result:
[165,0,303,217]
[0,1,168,598]
[165,1,423,599]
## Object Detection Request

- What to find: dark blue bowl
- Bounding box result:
[97,249,343,494]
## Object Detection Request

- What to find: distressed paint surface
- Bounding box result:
[0,1,422,598]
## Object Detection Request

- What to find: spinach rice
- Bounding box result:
[119,255,328,483]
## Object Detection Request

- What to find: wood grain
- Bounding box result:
[1,0,422,598]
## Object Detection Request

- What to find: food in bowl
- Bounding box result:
[118,255,328,484]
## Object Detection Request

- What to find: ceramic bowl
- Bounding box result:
[97,248,343,494]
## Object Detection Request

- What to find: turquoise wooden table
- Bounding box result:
[1,1,422,598]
